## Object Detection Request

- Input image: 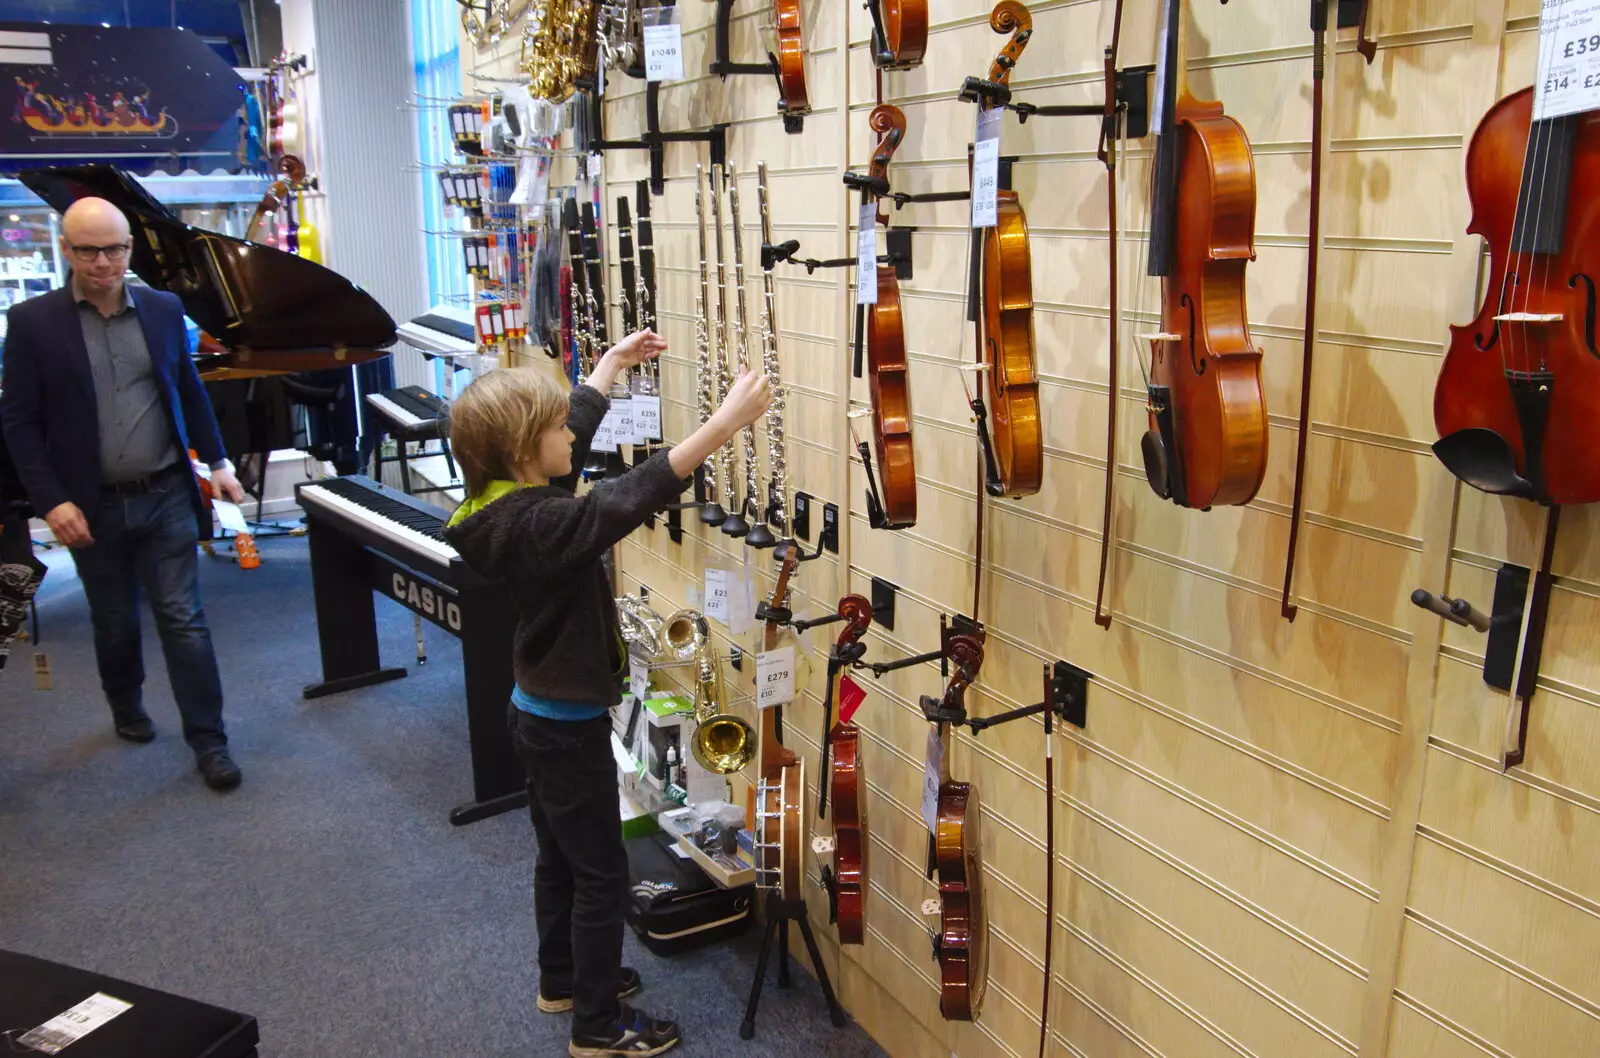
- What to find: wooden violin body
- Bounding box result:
[868,265,917,526]
[874,0,928,69]
[984,190,1043,497]
[1144,98,1267,510]
[1434,88,1600,504]
[936,778,983,1020]
[826,593,873,944]
[774,0,810,119]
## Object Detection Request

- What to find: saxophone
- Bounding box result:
[519,0,600,103]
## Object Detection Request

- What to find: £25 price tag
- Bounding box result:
[856,202,879,305]
[1536,1,1600,120]
[970,107,1002,229]
[704,568,731,622]
[642,6,685,82]
[756,646,796,709]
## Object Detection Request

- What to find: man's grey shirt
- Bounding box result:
[72,278,181,484]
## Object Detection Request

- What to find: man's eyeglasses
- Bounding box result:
[66,242,131,263]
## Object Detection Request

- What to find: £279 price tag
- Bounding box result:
[756,646,796,709]
[642,7,685,82]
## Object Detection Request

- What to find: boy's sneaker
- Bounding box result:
[538,967,643,1014]
[568,1003,681,1057]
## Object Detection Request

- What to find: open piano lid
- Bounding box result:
[19,165,397,355]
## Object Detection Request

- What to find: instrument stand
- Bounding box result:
[957,64,1151,140]
[584,82,729,195]
[709,0,804,134]
[738,890,848,1039]
[921,659,1092,733]
[765,232,914,281]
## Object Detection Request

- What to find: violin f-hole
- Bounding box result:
[1476,270,1519,352]
[1180,293,1206,376]
[1571,272,1599,360]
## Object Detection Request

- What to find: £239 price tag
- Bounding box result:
[704,568,731,622]
[756,646,796,709]
[632,394,662,441]
[970,107,1003,229]
[856,202,879,305]
[642,7,685,82]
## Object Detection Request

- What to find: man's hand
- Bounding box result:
[45,502,93,548]
[210,467,246,505]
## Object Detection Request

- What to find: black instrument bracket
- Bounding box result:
[709,0,805,135]
[584,81,729,196]
[958,56,1152,143]
[765,236,913,282]
[921,659,1091,733]
[859,614,982,680]
[1411,561,1550,700]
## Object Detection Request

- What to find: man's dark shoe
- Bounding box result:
[539,967,642,1014]
[568,1003,679,1057]
[196,748,241,790]
[114,717,155,743]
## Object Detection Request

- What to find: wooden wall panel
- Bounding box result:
[442,0,1600,1052]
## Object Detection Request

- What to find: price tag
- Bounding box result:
[642,6,685,82]
[705,568,731,622]
[971,107,1002,229]
[630,657,649,701]
[729,567,755,637]
[1536,1,1600,120]
[838,673,867,725]
[632,394,662,441]
[756,645,796,709]
[212,499,249,535]
[920,727,945,832]
[16,993,132,1054]
[856,201,879,305]
[611,396,636,445]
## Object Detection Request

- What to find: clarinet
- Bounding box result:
[562,197,592,374]
[694,165,728,524]
[710,164,747,535]
[723,163,763,541]
[751,162,787,550]
[635,180,662,402]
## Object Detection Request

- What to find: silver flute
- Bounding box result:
[709,164,746,534]
[750,161,787,549]
[693,166,727,524]
[723,162,761,540]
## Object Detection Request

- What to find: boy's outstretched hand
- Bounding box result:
[606,329,667,369]
[711,369,773,433]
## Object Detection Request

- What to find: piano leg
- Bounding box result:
[301,515,407,699]
[449,580,527,826]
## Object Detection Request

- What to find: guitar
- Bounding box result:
[932,631,987,1020]
[753,550,805,902]
[979,2,1043,498]
[819,594,873,944]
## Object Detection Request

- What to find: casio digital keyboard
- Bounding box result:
[296,475,523,825]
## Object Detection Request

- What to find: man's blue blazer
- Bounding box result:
[0,283,225,521]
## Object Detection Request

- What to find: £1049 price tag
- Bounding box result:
[642,7,685,82]
[756,646,796,709]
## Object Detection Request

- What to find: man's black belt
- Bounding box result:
[102,462,186,495]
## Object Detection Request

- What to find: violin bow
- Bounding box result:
[1092,0,1129,629]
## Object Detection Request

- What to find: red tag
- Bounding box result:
[838,674,867,726]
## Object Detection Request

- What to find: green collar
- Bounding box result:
[445,479,534,528]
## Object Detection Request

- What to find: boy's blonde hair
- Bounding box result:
[447,366,570,495]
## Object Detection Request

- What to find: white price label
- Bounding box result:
[921,727,945,832]
[856,201,879,305]
[756,645,796,709]
[1536,1,1600,120]
[971,108,1002,229]
[705,568,731,622]
[643,8,685,82]
[630,657,649,701]
[728,567,755,637]
[632,394,662,441]
[16,993,132,1054]
[611,397,636,445]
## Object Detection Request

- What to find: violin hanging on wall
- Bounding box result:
[1140,0,1267,510]
[868,0,928,70]
[931,631,987,1021]
[864,104,918,528]
[773,0,811,128]
[1433,88,1600,504]
[818,594,873,945]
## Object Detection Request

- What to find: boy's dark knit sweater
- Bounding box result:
[442,384,692,707]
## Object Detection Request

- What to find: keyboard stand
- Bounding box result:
[367,389,459,499]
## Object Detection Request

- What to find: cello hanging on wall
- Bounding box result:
[1139,0,1267,510]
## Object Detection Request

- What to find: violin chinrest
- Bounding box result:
[1432,428,1536,499]
[1141,430,1171,500]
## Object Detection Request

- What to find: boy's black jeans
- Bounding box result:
[509,706,629,1040]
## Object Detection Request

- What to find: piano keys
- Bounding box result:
[365,385,449,432]
[295,474,524,826]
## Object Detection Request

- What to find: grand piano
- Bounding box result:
[16,164,398,474]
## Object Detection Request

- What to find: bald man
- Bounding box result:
[0,196,244,789]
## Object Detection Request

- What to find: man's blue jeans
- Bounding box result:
[70,466,227,753]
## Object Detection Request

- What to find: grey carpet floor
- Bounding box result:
[0,533,885,1058]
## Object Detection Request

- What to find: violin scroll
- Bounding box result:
[986,1,1033,86]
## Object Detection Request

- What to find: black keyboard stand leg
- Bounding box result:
[448,788,527,826]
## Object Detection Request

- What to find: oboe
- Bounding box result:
[722,162,762,540]
[749,162,787,549]
[709,164,746,535]
[694,165,728,524]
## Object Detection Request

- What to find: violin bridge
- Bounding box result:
[957,362,992,372]
[1140,332,1182,343]
[1493,312,1564,324]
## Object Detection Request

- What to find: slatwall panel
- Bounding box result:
[462,0,1600,1055]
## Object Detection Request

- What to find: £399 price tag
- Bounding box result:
[856,202,879,305]
[1536,1,1600,120]
[704,568,731,622]
[970,107,1003,229]
[642,6,685,82]
[756,645,796,709]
